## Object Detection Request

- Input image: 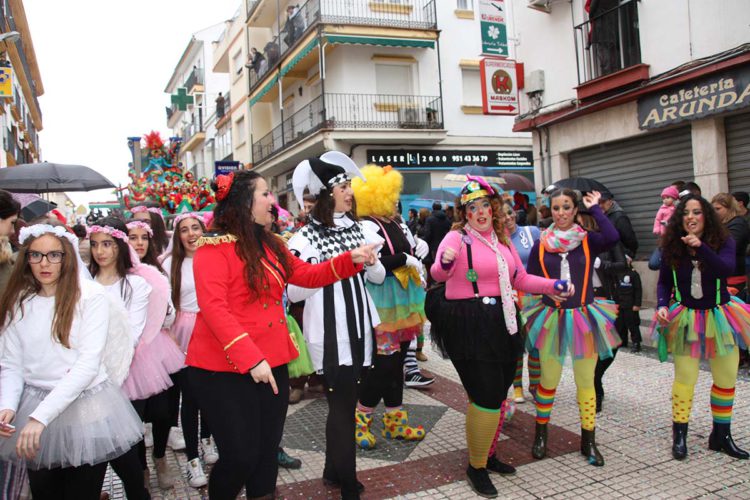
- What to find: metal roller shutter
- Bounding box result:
[726,113,750,192]
[568,126,693,257]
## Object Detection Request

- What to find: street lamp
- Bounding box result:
[0,32,20,44]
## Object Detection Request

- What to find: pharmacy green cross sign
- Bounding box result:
[171,87,194,111]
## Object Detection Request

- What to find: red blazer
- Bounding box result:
[186,234,362,373]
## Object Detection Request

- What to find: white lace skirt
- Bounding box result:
[0,380,143,470]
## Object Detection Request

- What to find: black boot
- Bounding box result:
[672,422,688,460]
[466,466,498,498]
[595,392,603,414]
[531,422,547,459]
[580,428,604,466]
[486,455,516,475]
[708,422,749,459]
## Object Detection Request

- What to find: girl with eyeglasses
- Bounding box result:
[0,225,142,499]
[90,217,183,498]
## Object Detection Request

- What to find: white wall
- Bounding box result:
[512,0,750,117]
[435,0,524,138]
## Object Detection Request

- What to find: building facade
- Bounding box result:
[213,9,250,167]
[242,0,533,212]
[512,0,750,258]
[0,0,43,167]
[165,22,231,180]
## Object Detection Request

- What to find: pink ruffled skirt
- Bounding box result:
[170,311,197,353]
[122,330,185,401]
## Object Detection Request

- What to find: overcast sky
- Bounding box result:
[24,0,240,208]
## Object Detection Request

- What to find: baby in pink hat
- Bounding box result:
[653,185,679,235]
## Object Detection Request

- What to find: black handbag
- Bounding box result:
[424,230,475,323]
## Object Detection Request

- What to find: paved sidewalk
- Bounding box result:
[109,339,750,499]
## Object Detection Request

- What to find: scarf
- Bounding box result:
[464,225,518,335]
[540,224,586,253]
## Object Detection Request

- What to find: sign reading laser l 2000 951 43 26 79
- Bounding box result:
[480,58,519,115]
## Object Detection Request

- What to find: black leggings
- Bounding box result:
[595,347,619,397]
[27,462,108,500]
[108,447,147,500]
[132,394,170,468]
[188,365,289,500]
[172,369,211,460]
[451,358,516,410]
[323,366,360,495]
[358,341,409,409]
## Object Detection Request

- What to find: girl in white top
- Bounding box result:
[91,217,182,496]
[162,213,217,488]
[0,224,142,500]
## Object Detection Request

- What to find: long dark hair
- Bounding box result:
[89,217,134,304]
[0,190,20,220]
[211,171,292,300]
[309,187,358,227]
[0,232,80,348]
[147,211,169,255]
[127,221,165,275]
[169,216,205,311]
[660,195,728,268]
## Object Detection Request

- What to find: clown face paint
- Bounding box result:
[466,197,493,233]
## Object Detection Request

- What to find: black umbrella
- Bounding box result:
[0,162,115,193]
[545,177,612,197]
[21,199,57,222]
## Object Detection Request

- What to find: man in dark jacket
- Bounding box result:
[599,194,638,257]
[422,202,451,261]
[422,202,452,283]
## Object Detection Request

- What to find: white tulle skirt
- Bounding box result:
[0,381,143,470]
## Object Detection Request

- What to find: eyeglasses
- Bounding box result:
[27,251,65,264]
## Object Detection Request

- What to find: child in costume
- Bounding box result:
[654,195,749,461]
[287,152,385,500]
[89,218,183,496]
[351,165,430,449]
[430,177,569,498]
[653,185,679,236]
[0,225,142,499]
[524,188,620,467]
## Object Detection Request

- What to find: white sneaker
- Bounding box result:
[167,427,186,451]
[200,437,219,465]
[144,423,153,448]
[185,457,208,488]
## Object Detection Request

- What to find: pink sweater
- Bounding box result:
[430,229,557,300]
[653,204,675,235]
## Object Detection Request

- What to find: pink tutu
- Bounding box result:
[122,331,185,400]
[170,311,197,353]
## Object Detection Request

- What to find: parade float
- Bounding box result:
[121,131,215,215]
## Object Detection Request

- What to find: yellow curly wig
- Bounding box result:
[352,165,403,217]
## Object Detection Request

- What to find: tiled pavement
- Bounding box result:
[108,325,750,499]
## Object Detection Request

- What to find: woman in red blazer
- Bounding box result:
[185,171,378,500]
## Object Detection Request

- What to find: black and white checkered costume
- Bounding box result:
[287,214,385,385]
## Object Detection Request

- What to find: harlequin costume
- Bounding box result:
[287,152,385,498]
[652,236,750,460]
[430,178,560,496]
[524,204,620,466]
[350,165,427,449]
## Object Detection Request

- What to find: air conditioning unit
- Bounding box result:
[398,106,427,128]
[528,0,551,13]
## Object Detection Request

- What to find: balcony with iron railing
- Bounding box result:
[185,66,204,93]
[573,0,644,99]
[248,0,437,92]
[252,92,442,164]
